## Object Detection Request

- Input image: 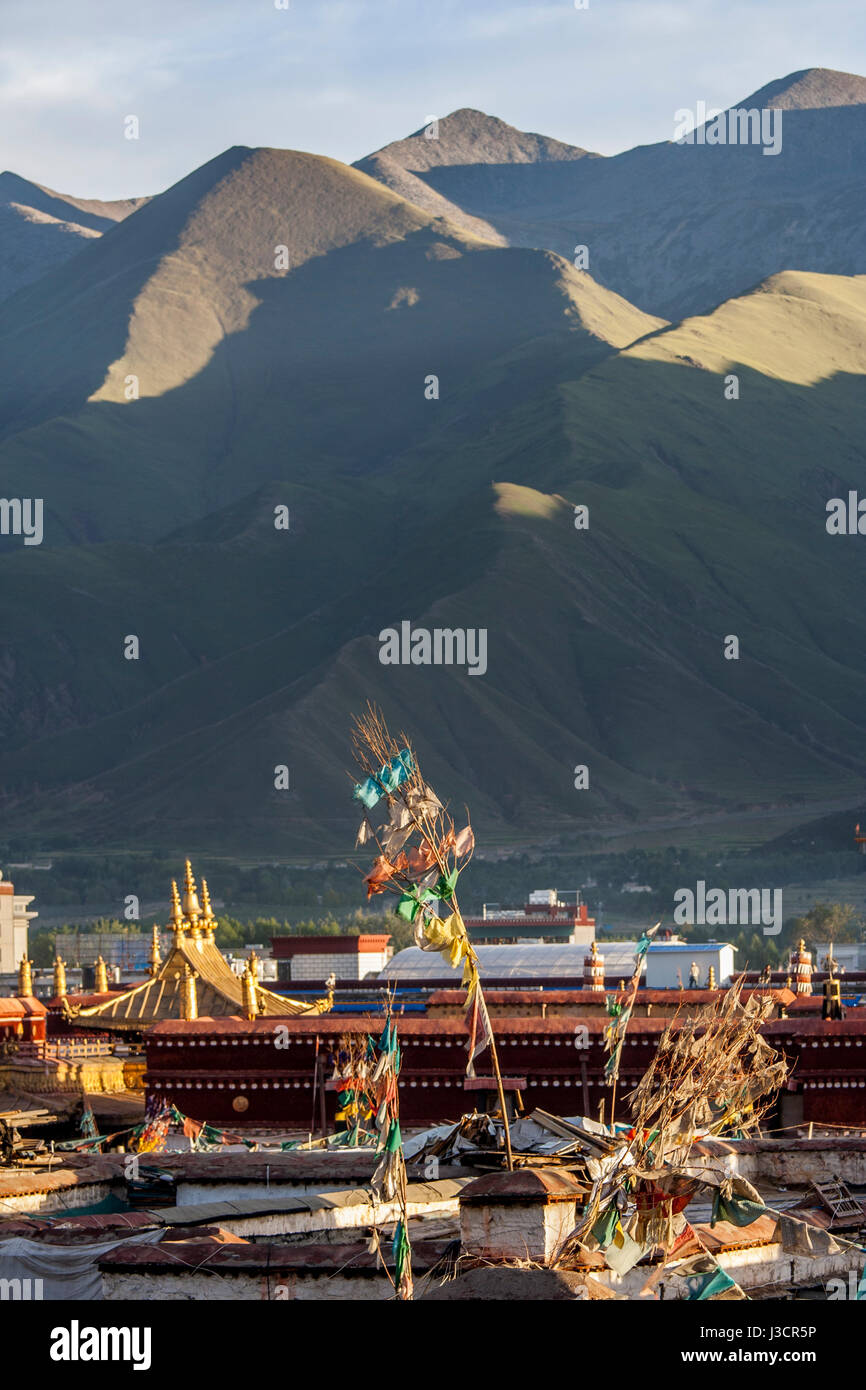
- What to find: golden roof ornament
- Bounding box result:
[17,956,33,997]
[94,955,108,994]
[53,954,67,1000]
[200,877,216,940]
[149,923,162,975]
[181,962,198,1020]
[242,962,259,1021]
[64,861,334,1030]
[169,880,184,938]
[182,858,201,923]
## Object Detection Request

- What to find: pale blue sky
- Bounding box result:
[2,0,864,198]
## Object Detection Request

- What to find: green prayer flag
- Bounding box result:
[686,1267,738,1301]
[392,1220,411,1284]
[432,869,459,900]
[711,1190,767,1228]
[591,1201,621,1250]
[396,887,436,923]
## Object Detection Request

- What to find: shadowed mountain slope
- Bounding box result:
[0,235,864,850]
[0,171,148,302]
[357,70,866,318]
[0,146,662,543]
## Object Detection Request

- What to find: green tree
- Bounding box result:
[794,902,863,944]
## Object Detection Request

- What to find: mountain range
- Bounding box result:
[1,68,865,857]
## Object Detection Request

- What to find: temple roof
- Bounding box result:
[66,862,329,1031]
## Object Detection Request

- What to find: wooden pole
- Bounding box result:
[487,1024,514,1172]
[318,1053,327,1139]
[309,1035,320,1133]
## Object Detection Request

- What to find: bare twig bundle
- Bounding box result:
[625,977,788,1169]
[555,980,788,1277]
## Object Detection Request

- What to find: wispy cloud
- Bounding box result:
[0,0,863,197]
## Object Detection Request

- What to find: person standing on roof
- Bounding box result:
[688,960,700,989]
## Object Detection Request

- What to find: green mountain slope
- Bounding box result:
[1,144,865,855]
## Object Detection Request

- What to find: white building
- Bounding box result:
[273,933,393,983]
[383,939,735,987]
[644,943,736,989]
[383,941,642,981]
[0,871,37,974]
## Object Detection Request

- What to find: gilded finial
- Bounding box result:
[181,962,198,1020]
[182,858,201,922]
[149,923,162,975]
[169,880,184,934]
[94,955,108,994]
[200,877,216,939]
[17,956,33,997]
[53,954,67,1000]
[242,962,259,1020]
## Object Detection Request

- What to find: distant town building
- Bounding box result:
[465,889,595,946]
[271,934,393,983]
[383,939,733,988]
[227,947,278,982]
[644,943,736,990]
[53,930,172,971]
[384,940,639,982]
[0,871,37,974]
[823,943,865,972]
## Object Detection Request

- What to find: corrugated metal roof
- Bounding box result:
[382,944,643,979]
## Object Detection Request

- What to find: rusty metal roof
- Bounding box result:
[459,1166,587,1205]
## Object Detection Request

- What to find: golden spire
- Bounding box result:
[200,877,216,940]
[149,923,162,976]
[248,949,259,982]
[181,962,198,1020]
[53,954,67,1000]
[17,956,33,997]
[242,962,259,1021]
[169,879,184,939]
[182,859,201,924]
[94,955,108,994]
